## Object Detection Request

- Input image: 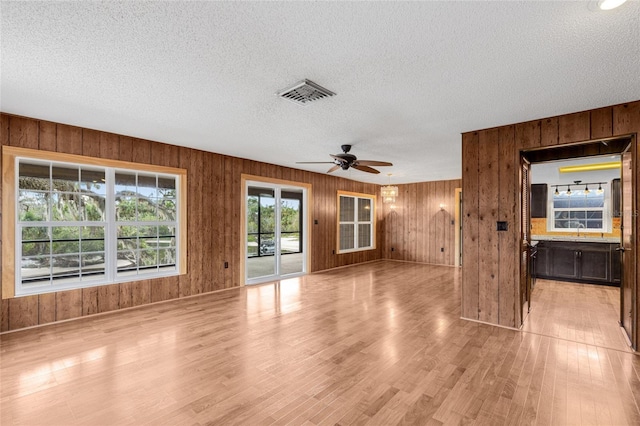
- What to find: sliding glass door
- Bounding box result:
[245,182,307,284]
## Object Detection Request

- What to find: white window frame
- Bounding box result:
[546,183,612,233]
[337,191,375,254]
[2,146,187,299]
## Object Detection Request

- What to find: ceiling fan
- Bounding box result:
[296,145,393,174]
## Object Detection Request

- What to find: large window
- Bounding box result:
[337,191,375,253]
[549,184,609,232]
[3,147,186,298]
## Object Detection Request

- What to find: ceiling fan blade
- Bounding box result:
[330,154,348,163]
[352,165,380,174]
[296,161,335,164]
[327,165,340,173]
[354,160,393,167]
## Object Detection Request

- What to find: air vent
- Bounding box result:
[277,79,336,106]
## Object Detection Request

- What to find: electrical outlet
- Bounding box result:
[440,247,444,252]
[224,261,229,269]
[391,247,395,252]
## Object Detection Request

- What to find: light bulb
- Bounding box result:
[598,0,628,10]
[584,185,590,194]
[566,185,572,196]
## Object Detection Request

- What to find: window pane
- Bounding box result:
[19,191,49,221]
[51,193,81,221]
[358,198,372,221]
[587,220,603,229]
[81,253,105,278]
[117,251,137,272]
[22,241,50,257]
[115,172,136,194]
[553,199,570,208]
[137,198,158,221]
[340,224,354,250]
[52,254,80,277]
[158,176,176,198]
[137,174,157,198]
[82,194,106,221]
[340,196,355,222]
[587,211,603,219]
[81,237,105,253]
[555,219,569,228]
[22,226,49,241]
[568,198,587,208]
[569,211,585,219]
[159,248,176,266]
[358,224,371,248]
[19,162,50,190]
[52,165,79,192]
[52,241,79,254]
[21,256,51,282]
[115,196,137,221]
[139,249,158,268]
[80,169,106,195]
[158,199,176,220]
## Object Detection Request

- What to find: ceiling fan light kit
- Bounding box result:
[296,144,393,175]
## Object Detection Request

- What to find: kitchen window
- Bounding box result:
[2,147,186,298]
[549,185,610,232]
[337,191,375,253]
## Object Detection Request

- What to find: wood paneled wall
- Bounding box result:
[462,101,640,339]
[0,113,384,331]
[382,179,461,266]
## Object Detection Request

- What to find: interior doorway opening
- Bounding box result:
[520,135,636,349]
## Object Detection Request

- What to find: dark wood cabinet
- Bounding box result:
[533,240,620,286]
[612,178,621,217]
[531,184,547,218]
[552,246,580,280]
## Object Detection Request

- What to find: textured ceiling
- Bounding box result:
[2,1,639,185]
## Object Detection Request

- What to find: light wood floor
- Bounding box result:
[523,279,632,353]
[2,261,640,425]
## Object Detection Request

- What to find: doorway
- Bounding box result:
[520,136,636,349]
[243,177,310,285]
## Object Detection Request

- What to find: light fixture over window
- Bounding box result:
[598,0,627,10]
[381,173,398,204]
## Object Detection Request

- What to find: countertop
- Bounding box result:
[532,235,620,244]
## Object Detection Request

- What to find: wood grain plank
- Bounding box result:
[131,138,151,164]
[558,111,590,145]
[477,129,500,324]
[178,146,192,298]
[462,131,480,320]
[56,289,83,321]
[8,295,38,329]
[590,107,613,140]
[1,113,10,147]
[9,115,39,149]
[98,284,120,313]
[131,280,151,307]
[82,129,101,157]
[515,120,541,150]
[82,287,98,316]
[0,299,9,331]
[99,132,119,160]
[498,125,517,328]
[541,117,558,146]
[38,121,57,151]
[56,123,82,154]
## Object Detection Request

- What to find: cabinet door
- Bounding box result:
[611,245,622,284]
[612,178,621,218]
[580,249,610,282]
[551,247,579,279]
[531,184,548,218]
[534,247,550,277]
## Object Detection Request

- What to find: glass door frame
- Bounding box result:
[241,175,311,286]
